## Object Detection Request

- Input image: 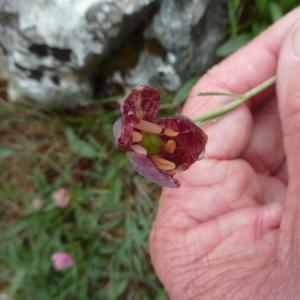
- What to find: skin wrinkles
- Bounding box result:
[220,160,263,207]
[150,8,300,300]
[153,206,279,296]
[171,159,262,221]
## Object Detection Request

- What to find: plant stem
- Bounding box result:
[193,75,276,125]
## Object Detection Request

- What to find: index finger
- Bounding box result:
[183,8,300,160]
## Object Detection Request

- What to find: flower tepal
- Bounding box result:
[113,85,207,188]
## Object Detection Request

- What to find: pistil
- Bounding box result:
[140,132,162,155]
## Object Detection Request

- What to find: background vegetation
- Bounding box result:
[1,1,300,299]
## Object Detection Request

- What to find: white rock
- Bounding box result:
[0,0,157,105]
[0,0,228,106]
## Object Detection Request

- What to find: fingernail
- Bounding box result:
[293,21,300,56]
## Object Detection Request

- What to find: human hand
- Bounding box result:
[150,8,300,300]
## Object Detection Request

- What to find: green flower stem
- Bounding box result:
[193,75,277,125]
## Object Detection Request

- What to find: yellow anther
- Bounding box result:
[164,128,179,137]
[131,131,143,143]
[133,120,162,134]
[164,140,176,154]
[131,145,147,156]
[151,155,176,171]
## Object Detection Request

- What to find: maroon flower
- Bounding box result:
[113,85,207,188]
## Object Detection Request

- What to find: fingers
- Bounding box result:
[183,8,300,160]
[277,20,300,189]
[160,159,262,225]
[185,203,282,245]
[160,159,284,226]
[242,95,285,175]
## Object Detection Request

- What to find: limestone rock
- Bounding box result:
[0,0,227,105]
[124,0,228,91]
[0,0,157,105]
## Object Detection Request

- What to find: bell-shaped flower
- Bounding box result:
[113,86,207,188]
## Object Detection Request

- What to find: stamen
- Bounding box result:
[164,128,179,137]
[131,145,147,156]
[133,120,162,134]
[164,140,176,154]
[168,165,184,175]
[167,168,177,175]
[131,131,143,143]
[151,155,176,171]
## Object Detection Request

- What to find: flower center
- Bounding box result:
[140,132,162,155]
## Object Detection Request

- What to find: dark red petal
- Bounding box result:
[128,152,179,188]
[158,116,207,170]
[113,118,133,150]
[121,85,160,123]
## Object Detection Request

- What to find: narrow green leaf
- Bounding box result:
[280,0,299,12]
[99,244,120,255]
[0,147,17,158]
[93,95,122,105]
[33,167,50,195]
[216,34,251,57]
[253,22,269,35]
[228,0,241,36]
[65,127,98,159]
[9,269,26,295]
[255,0,268,16]
[173,78,198,105]
[111,178,123,204]
[110,279,129,298]
[231,0,240,11]
[269,2,283,22]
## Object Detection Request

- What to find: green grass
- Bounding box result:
[0,99,171,300]
[1,1,300,299]
[217,0,300,57]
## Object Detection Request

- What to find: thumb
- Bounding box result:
[277,21,300,188]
